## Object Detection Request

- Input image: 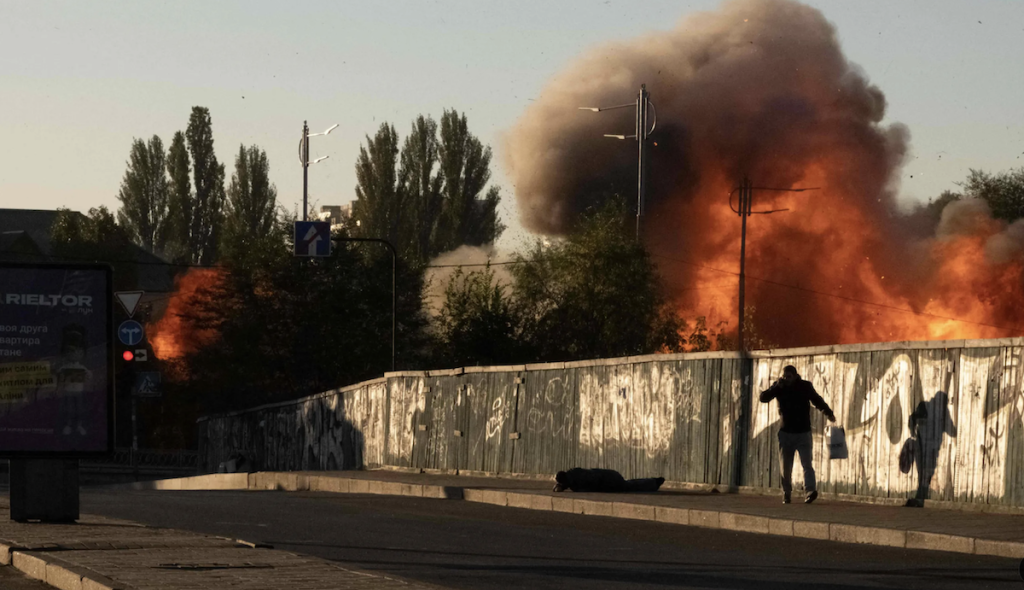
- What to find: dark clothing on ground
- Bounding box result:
[759,378,833,433]
[554,468,665,493]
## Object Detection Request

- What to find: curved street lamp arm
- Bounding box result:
[578,103,636,112]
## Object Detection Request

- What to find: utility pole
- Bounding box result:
[635,84,651,240]
[736,177,751,353]
[729,180,819,352]
[301,121,309,221]
[578,84,657,241]
[298,122,337,221]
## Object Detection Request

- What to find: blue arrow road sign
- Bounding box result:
[118,320,144,346]
[294,221,331,257]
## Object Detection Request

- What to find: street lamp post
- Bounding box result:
[299,122,338,221]
[332,237,397,372]
[579,84,657,241]
[728,179,819,352]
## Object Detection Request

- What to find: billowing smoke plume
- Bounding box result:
[504,0,1024,347]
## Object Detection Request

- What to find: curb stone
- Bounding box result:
[99,472,1024,561]
[10,550,123,590]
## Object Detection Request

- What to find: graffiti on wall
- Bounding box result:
[199,341,1024,509]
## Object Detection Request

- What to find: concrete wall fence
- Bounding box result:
[197,338,1024,508]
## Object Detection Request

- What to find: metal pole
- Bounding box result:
[131,396,138,451]
[636,86,646,241]
[302,121,309,221]
[737,177,750,353]
[391,249,396,372]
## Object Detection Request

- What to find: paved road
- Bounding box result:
[0,564,52,590]
[82,489,1022,590]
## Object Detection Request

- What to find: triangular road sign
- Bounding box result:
[115,291,144,318]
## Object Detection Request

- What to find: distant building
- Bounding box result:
[318,204,352,227]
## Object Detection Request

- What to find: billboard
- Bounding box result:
[0,263,113,456]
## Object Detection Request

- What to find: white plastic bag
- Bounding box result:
[826,425,848,460]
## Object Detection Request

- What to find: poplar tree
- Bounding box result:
[115,135,169,254]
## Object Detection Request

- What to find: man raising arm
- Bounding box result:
[760,365,836,504]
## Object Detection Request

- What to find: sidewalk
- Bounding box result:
[0,497,441,590]
[116,469,1024,560]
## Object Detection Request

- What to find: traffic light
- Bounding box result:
[122,350,134,362]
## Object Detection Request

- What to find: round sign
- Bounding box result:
[117,320,145,346]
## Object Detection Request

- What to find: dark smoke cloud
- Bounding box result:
[504,0,906,236]
[503,0,1024,347]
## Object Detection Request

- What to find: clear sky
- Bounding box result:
[2,0,1022,250]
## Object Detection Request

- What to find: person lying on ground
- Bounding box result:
[552,467,665,493]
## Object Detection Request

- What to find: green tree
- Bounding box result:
[351,123,407,249]
[174,218,430,412]
[222,144,278,265]
[511,198,685,362]
[350,111,505,264]
[959,167,1024,222]
[401,116,444,264]
[115,135,169,255]
[436,266,521,366]
[435,109,504,252]
[165,131,192,263]
[50,207,137,290]
[186,106,226,265]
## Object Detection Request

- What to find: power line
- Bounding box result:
[11,243,1020,333]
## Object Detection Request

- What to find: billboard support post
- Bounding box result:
[9,459,79,522]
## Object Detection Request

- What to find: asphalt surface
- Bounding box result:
[81,489,1023,590]
[0,564,53,590]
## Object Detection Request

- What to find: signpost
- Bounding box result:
[294,221,331,257]
[0,263,113,521]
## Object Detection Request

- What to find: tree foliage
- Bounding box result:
[510,199,685,361]
[165,131,193,263]
[174,220,429,413]
[185,106,226,265]
[959,167,1024,223]
[402,116,444,264]
[435,266,521,366]
[434,109,505,252]
[115,135,169,255]
[351,110,504,265]
[351,123,406,250]
[222,144,278,266]
[433,198,684,366]
[50,206,137,290]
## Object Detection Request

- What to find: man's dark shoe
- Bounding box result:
[805,490,819,504]
[783,492,791,504]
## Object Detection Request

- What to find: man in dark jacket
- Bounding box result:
[759,365,836,504]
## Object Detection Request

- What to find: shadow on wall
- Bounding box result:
[199,390,368,474]
[899,390,957,507]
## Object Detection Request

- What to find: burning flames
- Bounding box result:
[149,268,224,360]
[504,0,1024,349]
